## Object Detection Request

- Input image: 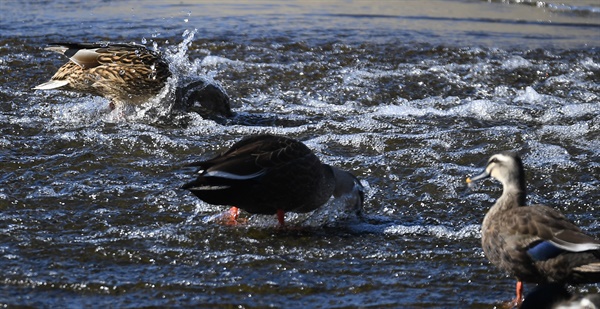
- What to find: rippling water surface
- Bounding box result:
[1,0,599,307]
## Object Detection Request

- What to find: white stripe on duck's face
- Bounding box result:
[485,153,520,185]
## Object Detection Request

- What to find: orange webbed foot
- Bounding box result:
[211,207,246,225]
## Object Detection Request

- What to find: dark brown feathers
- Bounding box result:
[182,134,363,216]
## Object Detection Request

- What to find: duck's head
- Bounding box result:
[467,152,525,191]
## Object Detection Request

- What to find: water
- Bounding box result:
[1,0,599,307]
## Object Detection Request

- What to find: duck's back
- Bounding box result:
[39,43,171,104]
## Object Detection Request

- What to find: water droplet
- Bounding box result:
[141,37,147,44]
[119,70,125,75]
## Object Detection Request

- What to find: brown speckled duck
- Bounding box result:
[182,134,364,226]
[34,43,232,118]
[467,152,600,308]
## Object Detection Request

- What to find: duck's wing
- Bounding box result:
[187,135,310,181]
[45,43,105,69]
[508,205,600,261]
[45,43,154,69]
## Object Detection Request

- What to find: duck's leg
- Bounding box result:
[213,207,240,225]
[205,206,242,225]
[229,206,240,221]
[228,207,239,220]
[277,209,285,226]
[514,280,524,308]
[501,280,524,309]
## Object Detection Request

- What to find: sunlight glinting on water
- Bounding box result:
[1,0,599,307]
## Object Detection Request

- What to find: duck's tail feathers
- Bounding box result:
[44,45,70,55]
[573,262,600,274]
[33,80,69,90]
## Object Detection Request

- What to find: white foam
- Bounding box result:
[524,141,575,169]
[200,55,239,66]
[580,57,600,70]
[501,56,532,70]
[514,86,543,104]
[383,224,480,239]
[372,97,537,123]
[539,102,598,123]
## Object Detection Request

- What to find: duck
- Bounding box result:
[467,152,600,308]
[181,134,364,226]
[33,42,232,118]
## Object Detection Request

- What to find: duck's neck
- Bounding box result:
[496,180,527,211]
[482,174,527,232]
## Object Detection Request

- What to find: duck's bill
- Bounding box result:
[466,170,490,184]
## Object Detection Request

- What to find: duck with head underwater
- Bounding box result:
[181,134,365,227]
[34,42,232,119]
[467,152,600,308]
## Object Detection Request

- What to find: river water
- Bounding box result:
[1,0,599,308]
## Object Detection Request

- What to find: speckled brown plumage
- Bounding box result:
[181,134,364,224]
[468,152,600,306]
[35,43,170,106]
[34,43,232,118]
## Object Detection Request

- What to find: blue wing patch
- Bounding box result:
[527,241,565,261]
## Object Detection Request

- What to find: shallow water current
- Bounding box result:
[1,0,599,308]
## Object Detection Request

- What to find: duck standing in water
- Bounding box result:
[182,134,364,226]
[467,152,600,308]
[34,43,232,118]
